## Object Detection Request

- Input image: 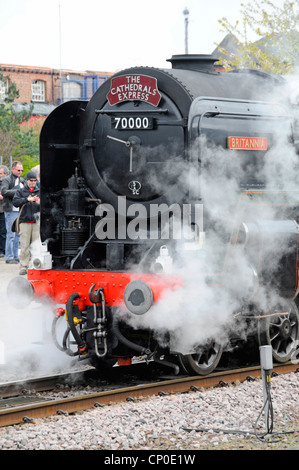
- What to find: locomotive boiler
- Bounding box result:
[11,55,299,375]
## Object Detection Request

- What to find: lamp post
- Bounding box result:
[183,7,189,54]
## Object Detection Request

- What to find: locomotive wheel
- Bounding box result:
[258,300,299,363]
[178,341,223,375]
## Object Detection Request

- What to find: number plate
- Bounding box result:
[112,116,153,130]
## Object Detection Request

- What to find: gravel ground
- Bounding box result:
[0,371,298,451]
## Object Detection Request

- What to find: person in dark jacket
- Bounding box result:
[0,165,9,257]
[12,170,40,275]
[1,160,25,263]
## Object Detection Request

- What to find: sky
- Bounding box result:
[0,0,286,73]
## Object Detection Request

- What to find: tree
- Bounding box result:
[0,72,39,171]
[217,0,299,74]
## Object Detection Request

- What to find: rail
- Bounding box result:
[0,362,298,428]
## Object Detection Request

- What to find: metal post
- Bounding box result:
[58,3,63,104]
[259,345,273,432]
[183,7,189,54]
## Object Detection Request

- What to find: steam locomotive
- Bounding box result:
[11,55,299,375]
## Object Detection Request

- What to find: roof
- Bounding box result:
[0,63,113,77]
[212,33,241,60]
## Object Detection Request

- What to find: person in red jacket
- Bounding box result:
[12,170,40,275]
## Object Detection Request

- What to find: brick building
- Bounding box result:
[0,63,113,129]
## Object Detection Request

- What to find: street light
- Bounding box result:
[183,7,189,54]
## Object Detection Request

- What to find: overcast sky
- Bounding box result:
[0,0,285,73]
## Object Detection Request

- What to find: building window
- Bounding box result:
[62,81,82,102]
[31,80,45,102]
[0,78,8,102]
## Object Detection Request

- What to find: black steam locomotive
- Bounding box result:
[14,55,299,375]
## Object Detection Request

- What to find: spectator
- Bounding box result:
[31,164,40,181]
[1,161,24,264]
[0,165,9,257]
[13,170,40,275]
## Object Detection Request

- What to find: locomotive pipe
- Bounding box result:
[112,316,152,356]
[66,293,87,354]
[63,326,77,356]
[51,315,66,352]
[236,219,299,245]
[62,326,90,359]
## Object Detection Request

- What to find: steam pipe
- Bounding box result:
[66,292,87,354]
[112,316,151,356]
[63,326,78,356]
[153,354,180,375]
[51,315,66,351]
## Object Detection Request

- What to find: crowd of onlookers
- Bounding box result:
[0,161,40,275]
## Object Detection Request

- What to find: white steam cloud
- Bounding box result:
[125,75,299,357]
[0,241,78,382]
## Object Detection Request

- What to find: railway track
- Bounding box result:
[0,362,298,428]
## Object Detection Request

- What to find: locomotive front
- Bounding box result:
[21,56,205,371]
[10,55,299,374]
